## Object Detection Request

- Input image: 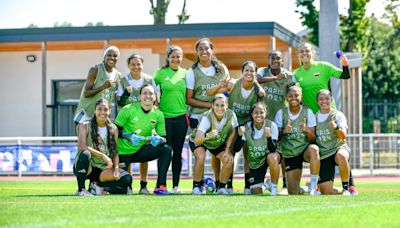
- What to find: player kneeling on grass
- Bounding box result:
[115,84,172,195]
[315,89,353,195]
[192,94,237,195]
[275,83,320,195]
[239,102,280,195]
[74,98,132,196]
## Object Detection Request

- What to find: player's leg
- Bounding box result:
[303,144,320,195]
[267,152,280,195]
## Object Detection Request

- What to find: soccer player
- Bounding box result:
[74,46,121,125]
[74,98,132,196]
[239,102,280,195]
[153,46,188,193]
[294,42,357,194]
[116,53,158,195]
[257,50,296,195]
[275,83,320,195]
[207,60,265,194]
[192,94,237,195]
[115,84,172,195]
[186,37,230,192]
[315,89,352,195]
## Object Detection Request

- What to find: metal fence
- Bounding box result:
[1,134,399,176]
[363,99,400,133]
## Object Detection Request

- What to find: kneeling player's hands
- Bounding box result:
[149,135,166,147]
[206,129,218,139]
[103,155,113,169]
[222,151,233,165]
[122,131,144,146]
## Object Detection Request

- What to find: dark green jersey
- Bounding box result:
[316,110,350,159]
[189,65,226,115]
[228,78,259,125]
[281,107,310,158]
[244,120,273,169]
[75,63,121,118]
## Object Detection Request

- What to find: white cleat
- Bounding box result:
[342,190,351,196]
[310,189,321,196]
[75,189,93,197]
[243,188,251,195]
[139,187,150,195]
[172,187,182,194]
[279,187,289,196]
[218,188,230,195]
[264,178,272,192]
[192,187,205,195]
[226,188,234,194]
[126,187,133,195]
[270,185,278,196]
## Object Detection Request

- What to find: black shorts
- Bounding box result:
[247,162,268,187]
[191,143,226,157]
[189,117,199,129]
[319,153,338,184]
[233,136,245,153]
[86,166,102,182]
[284,151,306,172]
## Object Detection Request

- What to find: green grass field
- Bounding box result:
[1,179,400,227]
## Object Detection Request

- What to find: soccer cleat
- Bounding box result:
[300,185,310,194]
[342,190,351,196]
[153,185,169,195]
[310,189,321,196]
[192,187,205,195]
[264,178,272,192]
[226,188,234,194]
[172,187,182,194]
[349,186,359,195]
[88,182,106,195]
[243,188,251,195]
[75,189,93,197]
[139,187,150,195]
[218,188,230,195]
[126,187,133,195]
[279,187,289,196]
[270,185,278,196]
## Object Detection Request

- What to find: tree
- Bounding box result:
[295,0,319,45]
[86,22,105,27]
[53,21,73,27]
[149,0,190,24]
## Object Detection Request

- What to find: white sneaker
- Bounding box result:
[270,185,278,196]
[279,187,289,195]
[172,187,182,194]
[310,189,321,196]
[243,188,251,195]
[75,189,93,196]
[126,187,133,195]
[218,188,230,195]
[226,188,234,194]
[300,185,310,194]
[342,190,351,196]
[192,187,204,195]
[264,178,272,192]
[139,187,150,195]
[88,182,104,195]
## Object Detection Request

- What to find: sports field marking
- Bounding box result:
[21,200,400,227]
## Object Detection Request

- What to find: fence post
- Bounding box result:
[17,138,22,178]
[369,135,374,175]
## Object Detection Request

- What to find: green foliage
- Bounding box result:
[85,22,105,27]
[149,0,171,24]
[295,0,319,45]
[387,114,400,133]
[362,117,374,133]
[53,21,73,27]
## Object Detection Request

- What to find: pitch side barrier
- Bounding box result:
[0,134,399,176]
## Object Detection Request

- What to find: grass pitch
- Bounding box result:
[0,179,399,227]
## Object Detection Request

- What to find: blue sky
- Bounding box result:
[0,0,391,33]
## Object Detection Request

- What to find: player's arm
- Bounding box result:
[186,88,212,108]
[339,66,350,79]
[83,65,113,97]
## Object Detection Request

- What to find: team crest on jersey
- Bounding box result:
[150,120,156,124]
[314,73,320,78]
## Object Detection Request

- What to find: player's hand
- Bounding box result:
[126,86,133,94]
[264,127,271,138]
[300,118,308,133]
[336,50,349,67]
[122,132,144,146]
[206,129,218,139]
[238,126,246,136]
[222,151,233,165]
[149,135,166,147]
[328,116,338,129]
[102,79,114,89]
[283,119,293,134]
[113,167,120,180]
[103,155,113,169]
[276,72,285,80]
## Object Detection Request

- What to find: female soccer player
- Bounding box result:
[153,46,188,193]
[239,102,280,195]
[315,89,352,195]
[117,53,157,195]
[192,94,237,195]
[275,83,320,195]
[74,98,132,196]
[208,60,265,194]
[74,46,121,124]
[115,84,172,195]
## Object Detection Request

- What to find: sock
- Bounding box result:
[342,181,349,191]
[282,177,287,188]
[227,173,233,189]
[215,180,220,191]
[200,179,205,187]
[349,170,355,187]
[193,181,201,189]
[310,175,319,191]
[271,183,278,192]
[74,151,91,191]
[244,173,250,189]
[218,182,226,189]
[140,181,147,189]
